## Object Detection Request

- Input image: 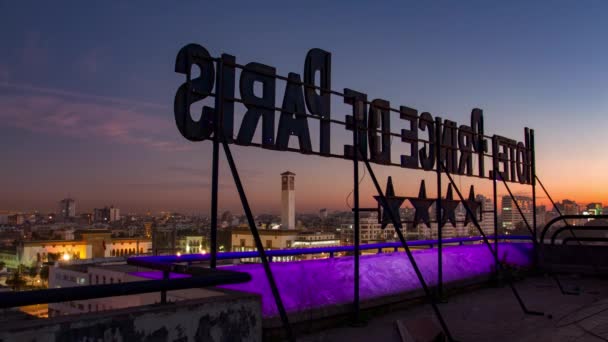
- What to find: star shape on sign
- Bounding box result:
[407,180,435,228]
[374,176,406,229]
[440,184,460,228]
[463,185,482,226]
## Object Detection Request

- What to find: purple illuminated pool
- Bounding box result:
[219,243,533,317]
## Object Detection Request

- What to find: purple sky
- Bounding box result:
[1,1,607,214]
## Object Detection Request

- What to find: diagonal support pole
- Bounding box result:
[221,140,295,342]
[441,164,543,316]
[535,175,580,295]
[535,175,579,244]
[357,152,456,341]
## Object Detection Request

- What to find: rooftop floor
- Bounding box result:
[300,275,608,341]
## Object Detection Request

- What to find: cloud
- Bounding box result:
[0,83,191,152]
[0,82,165,109]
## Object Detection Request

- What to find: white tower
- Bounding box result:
[281,171,296,229]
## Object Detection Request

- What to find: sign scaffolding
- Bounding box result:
[173,44,542,341]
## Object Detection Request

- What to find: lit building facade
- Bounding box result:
[48,262,219,317]
[340,213,397,244]
[501,195,533,231]
[8,231,152,267]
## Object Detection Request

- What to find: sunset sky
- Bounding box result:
[1,1,607,214]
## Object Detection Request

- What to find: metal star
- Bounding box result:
[408,180,435,228]
[440,184,460,228]
[463,185,482,226]
[374,176,406,229]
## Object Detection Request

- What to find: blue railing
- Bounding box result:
[128,235,533,267]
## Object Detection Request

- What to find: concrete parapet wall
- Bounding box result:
[0,290,261,342]
[541,244,608,275]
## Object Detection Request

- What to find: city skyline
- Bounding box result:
[1,2,607,213]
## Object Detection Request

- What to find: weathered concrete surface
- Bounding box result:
[0,290,261,342]
[299,275,608,342]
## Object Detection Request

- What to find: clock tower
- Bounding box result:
[281,171,296,229]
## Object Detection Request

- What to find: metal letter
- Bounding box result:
[174,44,215,141]
[458,125,474,176]
[471,108,486,178]
[344,89,368,159]
[276,73,312,153]
[368,99,391,164]
[220,54,236,142]
[440,119,458,174]
[304,49,332,155]
[400,106,419,169]
[237,62,277,148]
[516,142,528,184]
[418,112,435,170]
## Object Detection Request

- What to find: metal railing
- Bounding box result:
[540,215,608,245]
[0,267,251,309]
[127,235,532,267]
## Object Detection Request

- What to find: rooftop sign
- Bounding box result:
[174,44,533,184]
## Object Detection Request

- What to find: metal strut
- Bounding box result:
[441,164,544,316]
[355,149,457,341]
[535,175,581,295]
[210,59,223,269]
[535,175,579,244]
[220,139,295,342]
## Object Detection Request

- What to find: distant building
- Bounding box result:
[340,212,397,244]
[586,203,603,216]
[556,199,580,225]
[292,232,339,249]
[232,228,299,262]
[230,228,339,261]
[501,195,533,231]
[59,198,76,219]
[48,262,219,317]
[477,195,495,236]
[4,231,152,267]
[93,206,120,223]
[8,214,24,226]
[109,207,120,222]
[143,221,153,238]
[281,171,296,230]
[536,205,547,229]
[319,208,328,219]
[93,208,109,223]
[177,235,207,254]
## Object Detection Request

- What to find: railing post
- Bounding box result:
[492,169,499,281]
[161,269,169,304]
[435,117,443,300]
[351,98,361,325]
[210,58,223,270]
